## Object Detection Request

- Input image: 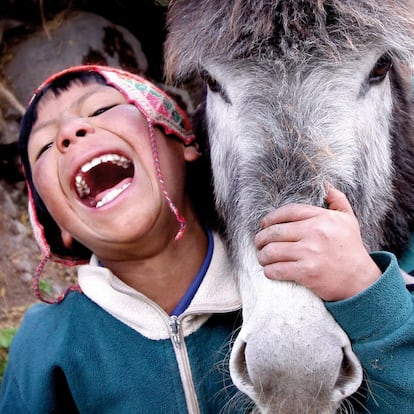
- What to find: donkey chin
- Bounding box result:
[229,249,363,414]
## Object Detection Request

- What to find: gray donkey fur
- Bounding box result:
[164,1,414,412]
[165,0,414,255]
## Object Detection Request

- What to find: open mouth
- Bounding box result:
[74,153,134,208]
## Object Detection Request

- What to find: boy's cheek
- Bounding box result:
[32,164,60,203]
[105,104,149,137]
[32,164,48,191]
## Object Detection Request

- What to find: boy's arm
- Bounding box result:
[326,252,414,413]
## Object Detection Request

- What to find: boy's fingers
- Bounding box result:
[262,260,300,283]
[259,186,354,229]
[255,224,299,249]
[260,203,320,229]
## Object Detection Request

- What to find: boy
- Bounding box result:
[1,65,413,413]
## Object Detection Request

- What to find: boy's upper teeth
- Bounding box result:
[80,154,130,173]
[75,154,132,200]
[75,175,90,198]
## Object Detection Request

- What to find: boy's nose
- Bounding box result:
[57,119,93,151]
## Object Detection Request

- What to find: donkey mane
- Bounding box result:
[166,0,414,81]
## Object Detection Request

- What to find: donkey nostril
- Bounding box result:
[334,348,359,395]
[76,129,86,137]
[230,339,256,392]
[62,139,70,148]
[234,340,248,375]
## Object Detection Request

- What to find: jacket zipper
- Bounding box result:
[169,315,181,345]
[168,315,201,414]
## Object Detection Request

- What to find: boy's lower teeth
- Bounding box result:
[95,182,131,208]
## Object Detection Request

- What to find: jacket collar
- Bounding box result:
[78,233,241,340]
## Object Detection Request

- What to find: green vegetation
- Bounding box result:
[39,279,53,297]
[0,326,17,385]
[0,280,55,385]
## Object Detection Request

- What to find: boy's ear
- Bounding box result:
[184,142,202,162]
[60,229,74,249]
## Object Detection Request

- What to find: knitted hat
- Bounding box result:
[19,65,195,300]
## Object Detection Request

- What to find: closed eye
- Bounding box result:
[200,70,231,104]
[36,142,53,160]
[90,104,118,117]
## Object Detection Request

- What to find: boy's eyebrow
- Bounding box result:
[31,119,56,135]
[31,86,107,134]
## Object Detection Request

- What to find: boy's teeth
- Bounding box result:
[75,175,90,198]
[75,154,132,200]
[96,182,131,208]
[80,154,130,173]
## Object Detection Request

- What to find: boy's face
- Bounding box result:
[28,81,199,259]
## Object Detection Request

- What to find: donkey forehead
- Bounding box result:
[204,49,385,105]
[165,0,414,81]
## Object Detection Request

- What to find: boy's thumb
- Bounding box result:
[325,184,353,213]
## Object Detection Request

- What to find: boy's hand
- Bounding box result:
[255,186,382,301]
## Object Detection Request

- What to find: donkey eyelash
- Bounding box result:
[200,70,232,104]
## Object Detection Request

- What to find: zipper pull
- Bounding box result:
[169,315,181,346]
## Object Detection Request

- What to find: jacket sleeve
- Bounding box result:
[326,252,414,413]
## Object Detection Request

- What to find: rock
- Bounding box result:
[14,258,32,274]
[20,272,33,283]
[8,219,27,237]
[0,181,18,218]
[3,10,148,105]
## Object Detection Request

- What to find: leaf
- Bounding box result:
[0,327,17,349]
[39,279,53,296]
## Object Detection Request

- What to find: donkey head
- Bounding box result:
[165,1,414,412]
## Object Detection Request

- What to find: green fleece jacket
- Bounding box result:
[0,294,243,414]
[0,233,246,414]
[1,233,414,413]
[327,251,414,413]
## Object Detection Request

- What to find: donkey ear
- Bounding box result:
[184,142,202,161]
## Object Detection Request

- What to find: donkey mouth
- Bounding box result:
[74,153,134,208]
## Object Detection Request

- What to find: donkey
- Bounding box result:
[164,1,414,412]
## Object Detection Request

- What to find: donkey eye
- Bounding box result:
[201,70,221,93]
[200,70,231,104]
[369,54,392,85]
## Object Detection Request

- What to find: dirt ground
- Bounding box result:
[0,180,77,329]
